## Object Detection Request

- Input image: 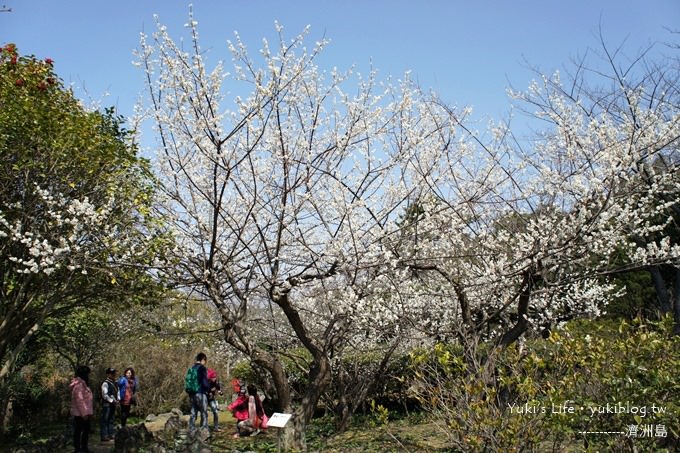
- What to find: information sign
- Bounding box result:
[267,412,292,428]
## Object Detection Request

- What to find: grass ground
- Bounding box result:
[31,408,451,453]
[210,411,452,452]
[10,408,674,452]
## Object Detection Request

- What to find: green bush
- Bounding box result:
[0,354,72,443]
[410,317,679,452]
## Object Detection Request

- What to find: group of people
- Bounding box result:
[69,352,266,453]
[69,365,138,453]
[99,366,139,440]
[185,352,267,438]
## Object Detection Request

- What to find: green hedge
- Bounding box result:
[409,317,679,452]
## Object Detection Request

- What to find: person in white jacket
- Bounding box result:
[100,367,119,442]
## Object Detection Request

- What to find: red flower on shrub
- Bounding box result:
[15,79,24,86]
[45,58,53,66]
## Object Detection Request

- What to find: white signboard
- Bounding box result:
[267,412,292,428]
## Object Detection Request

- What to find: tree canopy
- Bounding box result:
[136,14,680,449]
[0,44,167,381]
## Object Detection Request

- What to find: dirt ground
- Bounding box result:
[55,408,450,452]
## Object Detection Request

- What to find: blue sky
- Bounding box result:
[2,1,678,128]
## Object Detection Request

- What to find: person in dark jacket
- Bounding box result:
[188,352,211,432]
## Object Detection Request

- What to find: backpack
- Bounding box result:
[184,365,200,394]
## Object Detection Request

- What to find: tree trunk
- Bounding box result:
[498,269,540,347]
[286,355,332,451]
[672,266,680,335]
[649,265,672,314]
[0,322,41,380]
[0,395,12,436]
[270,355,332,452]
[334,370,351,432]
[252,351,291,412]
[270,291,334,450]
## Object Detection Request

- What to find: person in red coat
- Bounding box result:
[227,386,249,437]
[229,384,266,437]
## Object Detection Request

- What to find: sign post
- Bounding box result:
[266,412,292,453]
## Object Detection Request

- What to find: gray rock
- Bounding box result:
[114,423,153,453]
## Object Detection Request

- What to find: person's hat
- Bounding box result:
[207,368,217,380]
[105,367,116,374]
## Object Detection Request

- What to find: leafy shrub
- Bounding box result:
[0,354,72,443]
[410,317,679,452]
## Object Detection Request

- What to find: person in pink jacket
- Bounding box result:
[70,365,94,453]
